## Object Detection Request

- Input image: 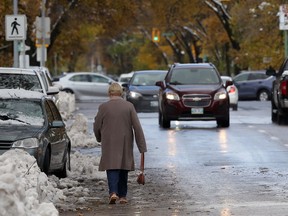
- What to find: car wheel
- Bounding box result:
[42,147,51,175]
[258,90,269,101]
[216,112,230,128]
[276,108,286,125]
[158,109,162,125]
[159,111,170,128]
[232,104,238,111]
[63,88,74,94]
[56,148,71,178]
[271,100,277,123]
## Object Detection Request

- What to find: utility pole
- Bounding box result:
[41,0,46,67]
[13,0,18,67]
[279,5,288,57]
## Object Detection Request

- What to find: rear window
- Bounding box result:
[0,74,43,92]
[249,73,268,80]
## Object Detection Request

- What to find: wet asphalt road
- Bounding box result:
[64,100,288,215]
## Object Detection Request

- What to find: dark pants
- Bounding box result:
[106,169,129,197]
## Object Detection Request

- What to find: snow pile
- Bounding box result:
[57,91,76,120]
[67,113,100,148]
[69,151,105,179]
[0,149,60,216]
[0,91,105,215]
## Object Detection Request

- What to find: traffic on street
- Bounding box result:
[2,1,288,216]
[59,100,288,216]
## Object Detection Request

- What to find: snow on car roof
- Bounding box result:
[0,89,44,99]
[0,67,37,74]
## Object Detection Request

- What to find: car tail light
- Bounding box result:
[280,80,288,96]
[228,86,236,94]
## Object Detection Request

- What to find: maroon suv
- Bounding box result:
[156,63,232,128]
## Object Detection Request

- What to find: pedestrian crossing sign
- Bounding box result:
[5,15,27,41]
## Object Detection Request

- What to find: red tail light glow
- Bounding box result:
[228,86,236,94]
[281,80,288,96]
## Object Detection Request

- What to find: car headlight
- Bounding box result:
[129,91,142,98]
[214,90,227,100]
[12,138,39,148]
[165,92,180,101]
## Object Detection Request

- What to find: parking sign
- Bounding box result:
[5,15,27,40]
[279,5,288,30]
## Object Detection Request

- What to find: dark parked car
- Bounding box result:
[156,63,232,128]
[233,70,275,101]
[123,70,167,112]
[0,89,71,178]
[266,59,288,124]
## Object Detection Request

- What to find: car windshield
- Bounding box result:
[119,77,131,83]
[170,68,221,85]
[0,74,43,92]
[0,99,44,126]
[130,72,166,86]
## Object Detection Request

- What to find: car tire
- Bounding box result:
[276,108,286,125]
[63,88,74,94]
[159,111,170,128]
[216,112,230,128]
[56,148,71,178]
[258,90,270,101]
[42,147,51,174]
[232,104,238,111]
[158,109,162,125]
[271,100,277,123]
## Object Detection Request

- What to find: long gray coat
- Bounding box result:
[93,97,147,171]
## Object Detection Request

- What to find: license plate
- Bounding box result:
[150,101,158,107]
[191,107,203,114]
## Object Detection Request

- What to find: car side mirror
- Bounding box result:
[266,66,276,76]
[155,81,165,89]
[47,86,60,95]
[122,83,128,88]
[225,80,233,88]
[53,83,63,91]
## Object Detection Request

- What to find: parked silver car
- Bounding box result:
[0,89,71,178]
[53,72,116,100]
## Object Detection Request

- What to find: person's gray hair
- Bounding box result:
[108,83,123,96]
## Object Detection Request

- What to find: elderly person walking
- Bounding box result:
[93,82,147,204]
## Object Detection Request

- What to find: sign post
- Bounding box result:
[13,0,18,67]
[279,5,288,57]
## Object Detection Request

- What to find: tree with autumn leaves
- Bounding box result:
[0,0,287,77]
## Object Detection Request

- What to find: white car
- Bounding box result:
[53,72,116,100]
[0,67,59,96]
[118,72,134,85]
[221,76,239,111]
